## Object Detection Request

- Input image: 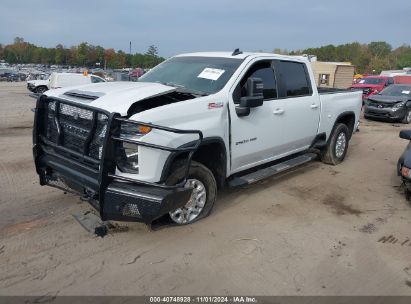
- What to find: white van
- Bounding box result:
[48,72,105,90]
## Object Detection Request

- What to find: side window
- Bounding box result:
[387,77,394,86]
[233,61,277,103]
[277,61,312,97]
[91,76,104,83]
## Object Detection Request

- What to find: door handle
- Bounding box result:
[310,104,319,109]
[273,108,285,115]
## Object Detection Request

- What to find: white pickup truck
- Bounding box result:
[33,50,362,225]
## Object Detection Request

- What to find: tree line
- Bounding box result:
[0,37,164,69]
[275,41,411,74]
[1,38,411,73]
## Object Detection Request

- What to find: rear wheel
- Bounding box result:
[321,123,349,165]
[166,161,217,225]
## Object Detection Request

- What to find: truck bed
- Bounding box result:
[317,89,362,137]
[317,87,352,94]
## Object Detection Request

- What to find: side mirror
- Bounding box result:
[236,77,264,117]
[400,130,411,140]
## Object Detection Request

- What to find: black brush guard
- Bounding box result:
[33,96,203,223]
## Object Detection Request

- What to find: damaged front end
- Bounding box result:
[33,95,203,224]
[398,130,411,202]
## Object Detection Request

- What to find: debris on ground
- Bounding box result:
[360,223,377,234]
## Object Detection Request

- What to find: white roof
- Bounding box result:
[311,61,353,66]
[175,51,308,62]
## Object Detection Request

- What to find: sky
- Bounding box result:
[1,0,410,57]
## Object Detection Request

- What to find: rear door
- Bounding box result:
[273,60,320,152]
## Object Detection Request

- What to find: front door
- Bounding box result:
[229,59,285,173]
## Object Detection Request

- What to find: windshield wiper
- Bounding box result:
[164,82,209,96]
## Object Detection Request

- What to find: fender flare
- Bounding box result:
[159,136,228,184]
[328,111,356,142]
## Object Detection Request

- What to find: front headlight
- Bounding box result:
[117,142,139,173]
[392,101,406,112]
[116,122,152,174]
[120,122,152,140]
[402,166,411,178]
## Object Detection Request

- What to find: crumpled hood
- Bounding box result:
[45,81,176,115]
[368,94,410,104]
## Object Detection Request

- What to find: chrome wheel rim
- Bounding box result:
[169,179,207,224]
[407,111,411,123]
[335,132,346,158]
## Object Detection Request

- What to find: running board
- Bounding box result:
[228,153,317,187]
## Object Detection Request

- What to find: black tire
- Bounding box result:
[321,123,350,165]
[401,109,411,124]
[405,187,411,202]
[166,160,217,225]
[35,86,47,94]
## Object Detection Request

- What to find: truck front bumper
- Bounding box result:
[33,96,202,224]
[35,149,192,224]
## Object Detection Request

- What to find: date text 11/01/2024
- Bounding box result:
[149,296,257,303]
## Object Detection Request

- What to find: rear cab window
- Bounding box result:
[275,60,312,98]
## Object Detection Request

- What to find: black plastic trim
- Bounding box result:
[309,132,327,149]
[329,111,356,142]
[159,137,227,183]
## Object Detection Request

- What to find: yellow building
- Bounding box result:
[310,61,355,89]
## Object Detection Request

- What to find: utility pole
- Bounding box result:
[129,41,132,69]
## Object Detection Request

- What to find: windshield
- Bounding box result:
[380,85,411,96]
[357,77,385,85]
[139,56,244,95]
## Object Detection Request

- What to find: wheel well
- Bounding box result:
[335,112,355,139]
[163,139,227,189]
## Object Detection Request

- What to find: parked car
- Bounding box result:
[364,84,411,123]
[33,51,362,226]
[27,78,50,93]
[351,76,394,101]
[394,75,411,85]
[48,72,105,89]
[397,129,411,203]
[6,73,19,82]
[0,70,15,82]
[129,68,144,81]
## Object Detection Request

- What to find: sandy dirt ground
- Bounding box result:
[0,82,411,296]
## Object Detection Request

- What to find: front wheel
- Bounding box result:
[401,109,411,124]
[321,123,350,165]
[166,161,217,225]
[36,86,48,94]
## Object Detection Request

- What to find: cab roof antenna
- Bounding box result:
[232,48,243,56]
